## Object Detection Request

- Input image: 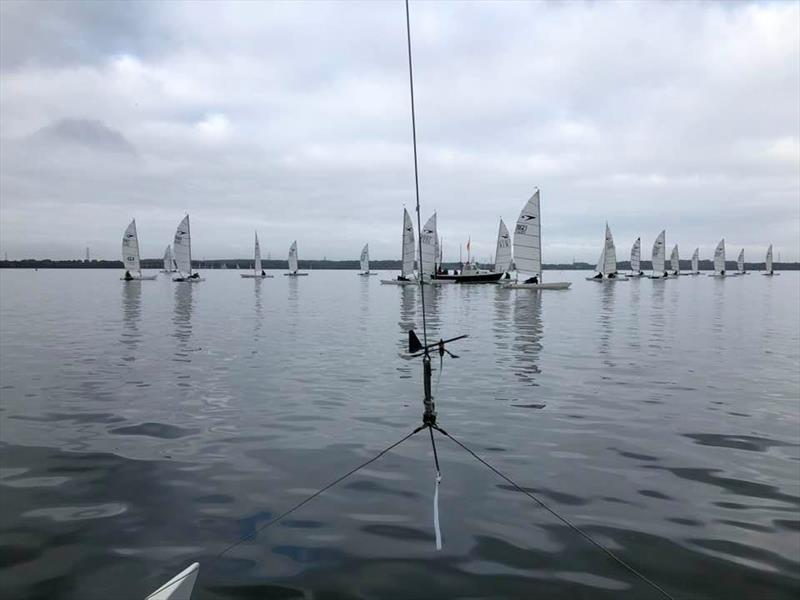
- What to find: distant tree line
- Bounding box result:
[1,258,797,270]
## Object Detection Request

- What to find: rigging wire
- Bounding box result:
[405,0,429,349]
[434,426,677,600]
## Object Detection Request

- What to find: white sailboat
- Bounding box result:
[708,238,727,277]
[587,223,625,281]
[669,244,681,277]
[628,237,643,277]
[120,219,157,281]
[736,248,748,275]
[688,247,700,275]
[381,208,417,285]
[358,243,376,276]
[172,215,203,282]
[241,231,272,278]
[494,218,512,276]
[160,245,176,273]
[284,240,308,276]
[419,212,437,281]
[762,244,779,276]
[505,190,570,289]
[649,230,668,279]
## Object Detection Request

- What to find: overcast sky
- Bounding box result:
[1,0,798,263]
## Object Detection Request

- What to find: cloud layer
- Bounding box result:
[1,1,798,262]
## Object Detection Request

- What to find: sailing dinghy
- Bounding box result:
[649,230,668,279]
[504,190,570,289]
[688,247,701,275]
[381,208,418,285]
[284,241,308,276]
[628,237,644,277]
[172,215,204,282]
[161,245,177,273]
[587,223,626,281]
[736,248,748,275]
[120,219,157,281]
[762,244,779,276]
[241,231,272,278]
[707,238,727,277]
[669,244,681,277]
[358,243,376,276]
[494,219,512,276]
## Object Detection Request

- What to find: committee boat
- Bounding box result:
[358,243,377,276]
[381,208,418,285]
[241,231,272,278]
[120,219,157,281]
[707,238,727,277]
[172,215,204,282]
[284,241,308,276]
[587,223,626,281]
[628,237,644,277]
[504,190,570,290]
[762,244,779,276]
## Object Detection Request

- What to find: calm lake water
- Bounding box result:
[1,269,798,599]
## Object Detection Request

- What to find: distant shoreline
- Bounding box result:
[1,259,797,270]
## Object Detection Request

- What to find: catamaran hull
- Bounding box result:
[504,281,571,290]
[628,273,645,278]
[762,273,780,276]
[284,273,309,277]
[173,277,205,283]
[380,279,417,285]
[120,275,158,281]
[240,274,274,278]
[586,276,629,282]
[358,272,378,276]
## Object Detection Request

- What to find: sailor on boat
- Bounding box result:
[123,270,133,281]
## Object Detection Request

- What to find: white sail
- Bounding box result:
[691,247,699,273]
[419,213,437,279]
[122,219,141,275]
[630,237,641,273]
[714,239,725,274]
[652,230,666,275]
[173,215,192,277]
[401,209,416,277]
[737,248,745,273]
[288,241,298,273]
[254,232,262,274]
[162,246,172,271]
[595,247,605,273]
[434,234,440,272]
[494,219,512,273]
[602,223,617,275]
[360,243,370,273]
[766,244,773,273]
[513,190,542,280]
[670,244,680,273]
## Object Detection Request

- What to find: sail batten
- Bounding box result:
[651,230,666,276]
[173,215,192,277]
[513,190,542,280]
[122,219,141,275]
[494,219,512,273]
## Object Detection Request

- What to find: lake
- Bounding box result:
[0,269,798,599]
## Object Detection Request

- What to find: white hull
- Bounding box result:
[687,272,701,276]
[284,272,309,277]
[160,269,177,274]
[121,275,158,281]
[240,273,273,278]
[173,277,205,283]
[628,272,645,278]
[762,273,780,276]
[504,281,571,290]
[586,276,629,282]
[707,274,728,278]
[146,562,199,600]
[358,272,378,276]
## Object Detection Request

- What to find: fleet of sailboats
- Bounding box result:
[120,219,157,281]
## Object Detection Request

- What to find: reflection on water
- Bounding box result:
[598,282,616,367]
[120,281,142,358]
[511,292,543,385]
[648,280,666,355]
[397,286,416,378]
[253,279,264,350]
[493,287,513,370]
[172,283,194,363]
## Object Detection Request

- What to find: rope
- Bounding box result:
[434,427,676,600]
[404,0,429,349]
[147,426,424,596]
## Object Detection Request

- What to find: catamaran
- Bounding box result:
[381,208,417,285]
[669,244,681,277]
[708,238,727,277]
[241,231,272,278]
[628,237,644,277]
[587,223,626,281]
[688,247,700,275]
[160,245,177,273]
[284,241,308,276]
[762,244,779,276]
[504,190,570,289]
[736,248,748,275]
[358,243,376,276]
[649,230,668,279]
[172,215,204,282]
[120,219,157,281]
